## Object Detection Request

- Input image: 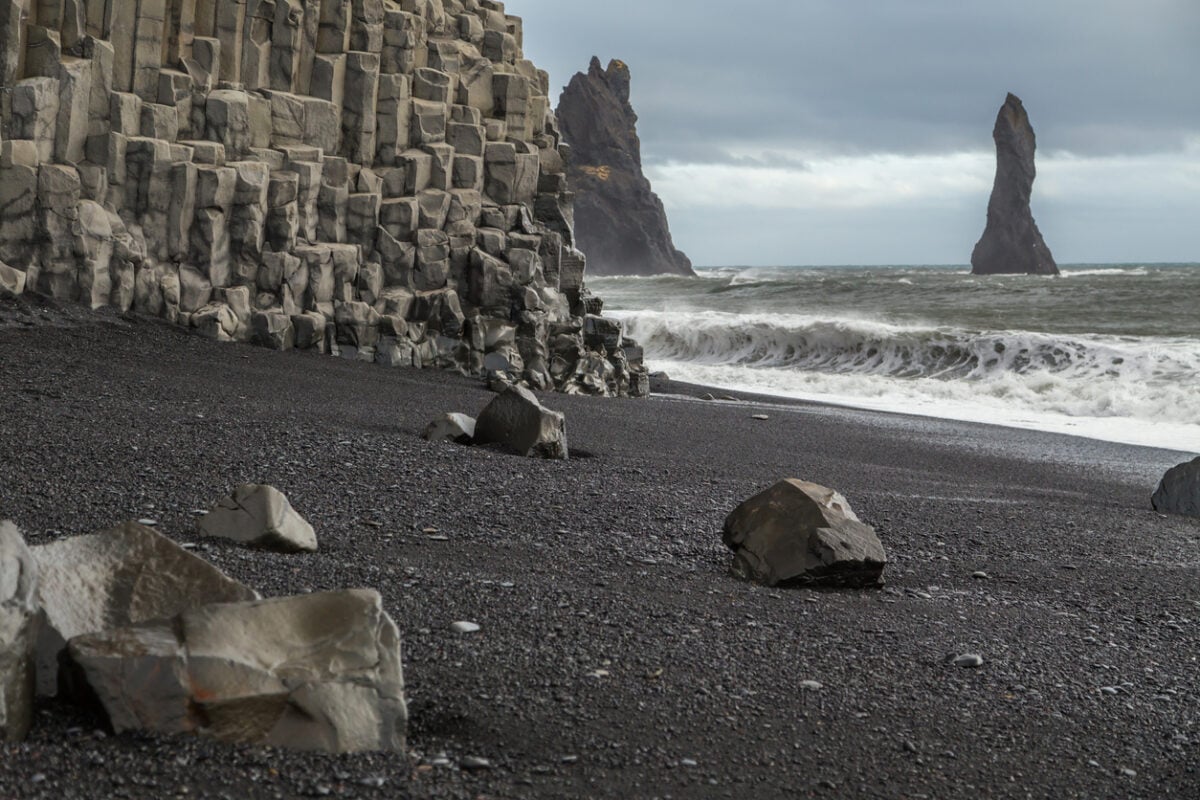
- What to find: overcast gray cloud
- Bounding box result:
[509,0,1200,264]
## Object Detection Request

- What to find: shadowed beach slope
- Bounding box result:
[1,294,1197,799]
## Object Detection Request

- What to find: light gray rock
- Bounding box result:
[1,521,39,742]
[0,261,26,297]
[1151,457,1200,518]
[422,413,477,444]
[474,384,568,459]
[32,521,257,696]
[66,589,406,754]
[197,484,318,552]
[723,479,887,589]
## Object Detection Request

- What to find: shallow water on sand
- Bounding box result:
[592,264,1200,453]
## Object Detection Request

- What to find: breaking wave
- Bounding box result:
[616,310,1200,429]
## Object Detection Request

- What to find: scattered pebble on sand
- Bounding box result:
[751,414,769,420]
[460,756,492,770]
[953,654,984,668]
[450,621,481,633]
[800,680,823,691]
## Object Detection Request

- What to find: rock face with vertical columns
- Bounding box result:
[0,0,646,398]
[971,93,1058,276]
[556,57,694,278]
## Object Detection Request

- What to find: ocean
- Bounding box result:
[591,264,1200,453]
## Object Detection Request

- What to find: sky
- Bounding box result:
[508,0,1200,266]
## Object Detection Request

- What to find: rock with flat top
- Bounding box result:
[971,93,1058,276]
[32,521,257,696]
[1151,457,1200,518]
[198,484,318,552]
[1,521,38,742]
[723,479,886,588]
[474,385,568,459]
[66,589,406,754]
[422,413,477,444]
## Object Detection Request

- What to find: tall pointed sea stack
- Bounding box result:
[557,58,695,277]
[971,93,1058,276]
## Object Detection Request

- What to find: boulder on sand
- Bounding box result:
[1,521,39,742]
[474,385,569,459]
[722,479,887,588]
[197,484,318,552]
[32,521,257,696]
[66,589,407,754]
[1151,457,1200,518]
[422,413,477,445]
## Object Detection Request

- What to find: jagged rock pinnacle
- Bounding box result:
[971,93,1058,276]
[557,58,695,277]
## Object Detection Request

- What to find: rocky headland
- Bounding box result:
[0,0,647,397]
[971,93,1058,276]
[556,57,694,277]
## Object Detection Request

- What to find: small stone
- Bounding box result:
[680,758,698,767]
[460,756,491,770]
[800,680,823,691]
[1118,767,1137,777]
[971,571,990,579]
[751,414,769,421]
[137,518,159,526]
[450,621,480,633]
[953,654,984,668]
[561,755,578,764]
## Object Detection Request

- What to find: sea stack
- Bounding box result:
[557,58,695,277]
[970,93,1058,276]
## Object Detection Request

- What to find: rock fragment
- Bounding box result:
[66,589,406,754]
[32,521,257,696]
[198,484,318,552]
[722,479,886,588]
[1,521,39,742]
[1151,457,1200,518]
[422,413,477,445]
[474,385,568,459]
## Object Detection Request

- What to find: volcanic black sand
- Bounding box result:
[1,294,1197,799]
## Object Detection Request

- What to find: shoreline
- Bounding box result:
[2,296,1198,799]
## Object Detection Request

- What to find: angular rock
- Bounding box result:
[557,58,693,277]
[422,412,476,445]
[1,521,38,742]
[474,385,568,459]
[722,479,886,589]
[1151,457,1200,518]
[971,93,1058,276]
[31,521,257,696]
[197,484,318,552]
[66,589,406,753]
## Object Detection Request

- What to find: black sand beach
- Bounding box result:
[1,294,1197,799]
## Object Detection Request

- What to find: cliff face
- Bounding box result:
[971,93,1058,276]
[556,57,694,278]
[0,0,646,397]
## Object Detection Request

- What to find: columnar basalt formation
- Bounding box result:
[0,0,647,397]
[971,93,1058,276]
[556,57,694,277]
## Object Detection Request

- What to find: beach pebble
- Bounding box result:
[971,571,990,579]
[1118,767,1137,777]
[450,621,480,634]
[800,680,823,691]
[137,518,158,526]
[953,654,984,668]
[460,756,492,770]
[680,758,698,767]
[751,414,769,421]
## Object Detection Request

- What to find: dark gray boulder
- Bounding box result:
[557,58,695,278]
[1151,457,1200,517]
[723,480,886,588]
[474,385,568,459]
[971,93,1058,276]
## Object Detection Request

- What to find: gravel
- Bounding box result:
[1,294,1198,799]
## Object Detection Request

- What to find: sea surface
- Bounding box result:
[590,264,1200,453]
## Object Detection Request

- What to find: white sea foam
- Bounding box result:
[615,309,1200,452]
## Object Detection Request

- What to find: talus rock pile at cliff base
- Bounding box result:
[971,93,1058,276]
[0,0,647,397]
[556,57,694,278]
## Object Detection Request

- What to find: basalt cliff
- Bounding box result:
[0,0,647,397]
[971,93,1058,276]
[556,57,694,278]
